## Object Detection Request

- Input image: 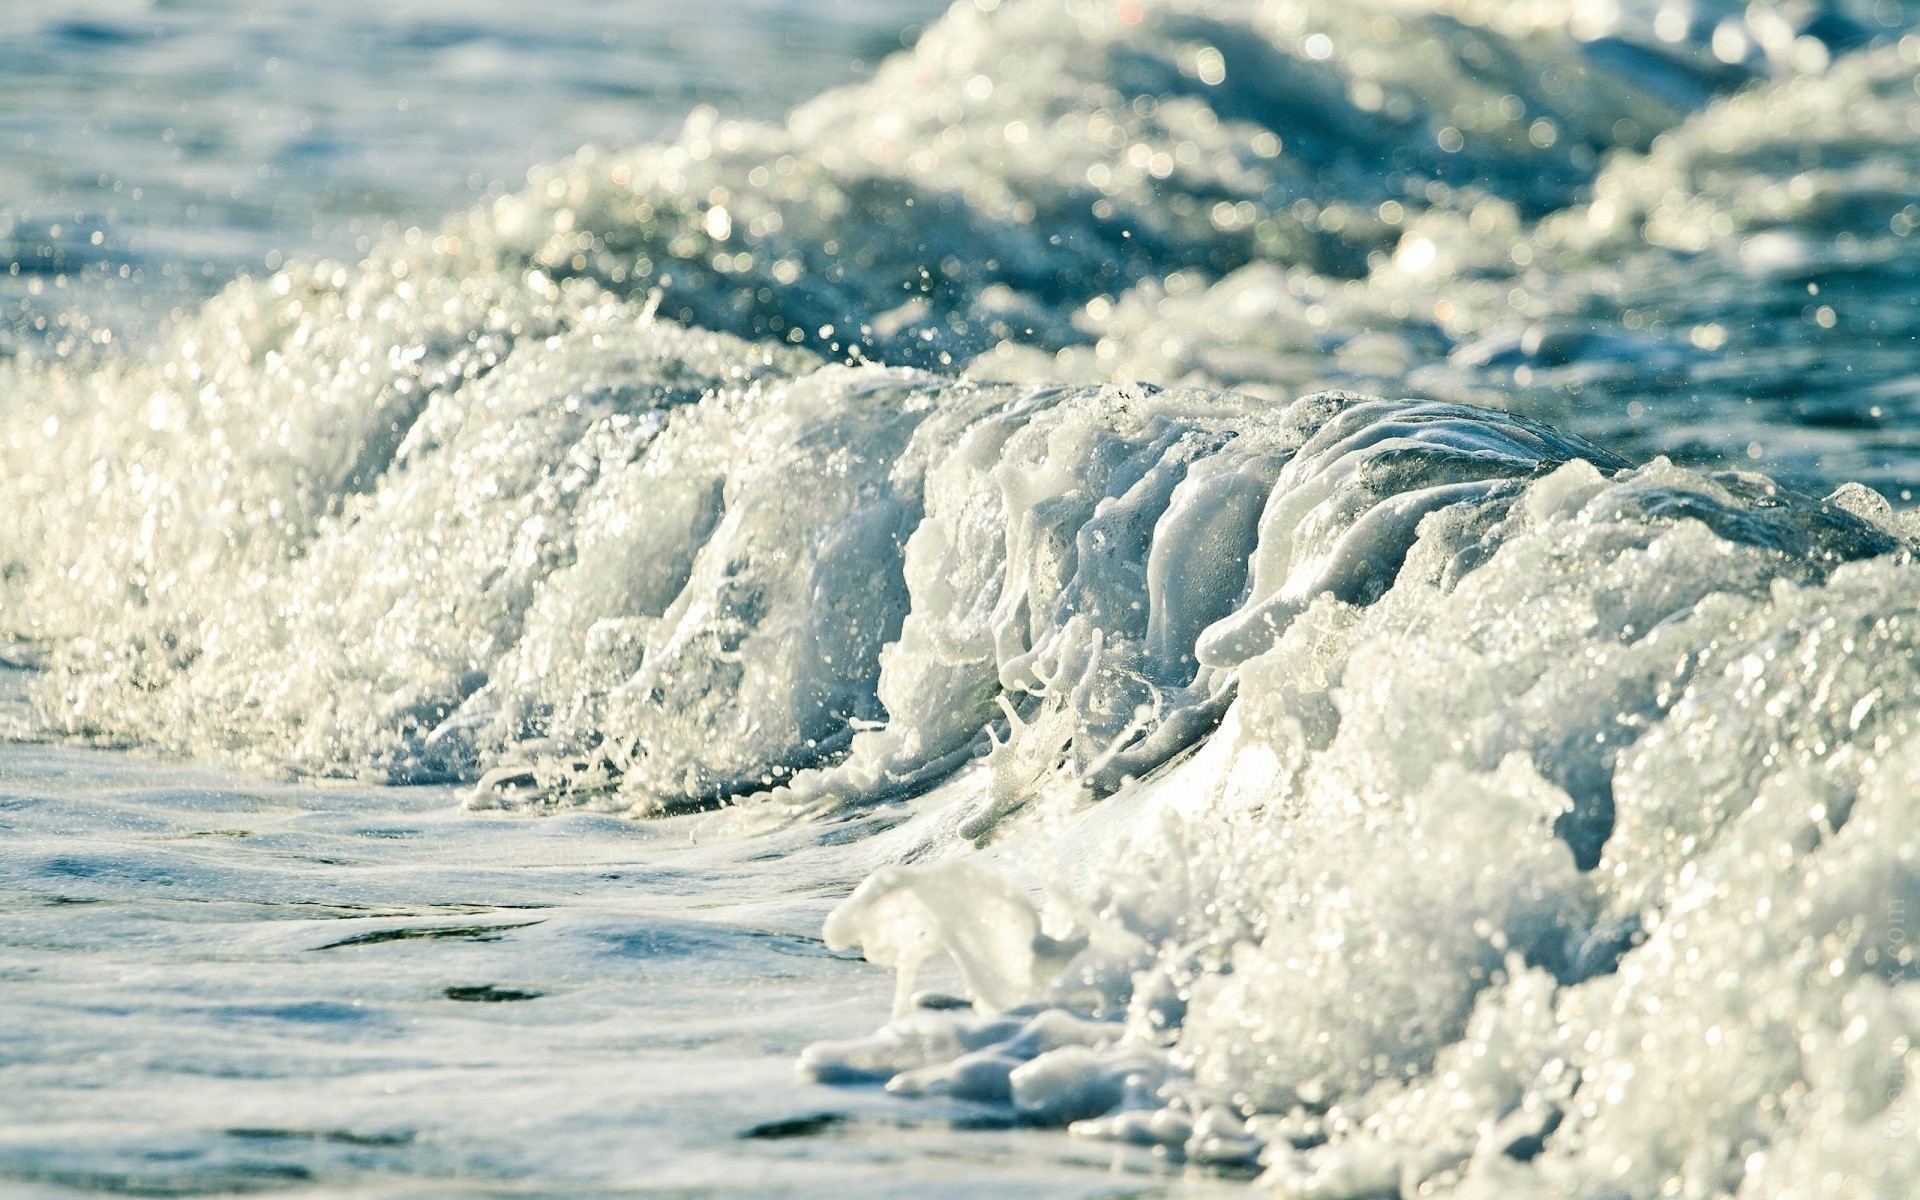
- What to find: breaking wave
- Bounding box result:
[4,0,1920,1195]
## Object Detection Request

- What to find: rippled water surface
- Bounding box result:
[3,672,1225,1198]
[1,0,945,351]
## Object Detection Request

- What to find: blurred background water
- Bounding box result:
[0,0,949,354]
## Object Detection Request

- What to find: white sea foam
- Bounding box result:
[4,0,1920,1195]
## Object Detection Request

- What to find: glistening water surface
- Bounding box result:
[4,0,1920,1197]
[3,671,1219,1198]
[0,0,945,354]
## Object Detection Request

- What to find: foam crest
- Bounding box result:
[811,447,1919,1196]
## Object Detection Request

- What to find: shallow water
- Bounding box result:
[5,1,1920,1197]
[0,672,1255,1198]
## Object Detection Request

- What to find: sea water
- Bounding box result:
[4,1,1920,1196]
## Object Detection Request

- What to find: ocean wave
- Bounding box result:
[3,0,1919,1195]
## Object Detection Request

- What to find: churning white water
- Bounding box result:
[5,0,1920,1196]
